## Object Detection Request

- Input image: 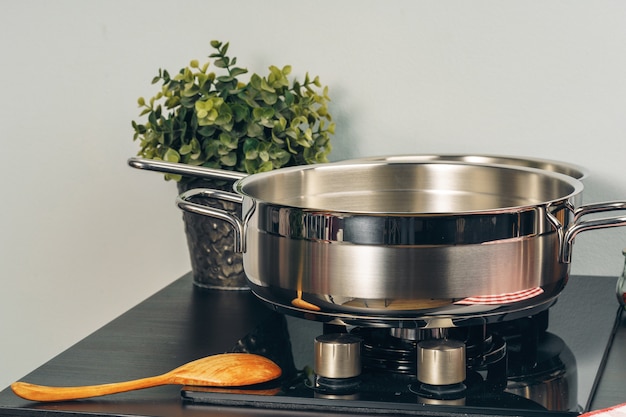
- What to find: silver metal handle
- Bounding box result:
[573,201,626,222]
[559,201,626,263]
[176,189,247,252]
[128,157,248,182]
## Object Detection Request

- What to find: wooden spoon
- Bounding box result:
[11,353,281,402]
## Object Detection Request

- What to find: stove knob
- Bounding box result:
[417,339,466,386]
[314,333,361,379]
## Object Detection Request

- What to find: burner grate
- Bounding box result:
[351,325,507,379]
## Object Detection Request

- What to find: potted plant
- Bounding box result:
[131,40,335,289]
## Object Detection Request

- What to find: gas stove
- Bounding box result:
[182,275,620,416]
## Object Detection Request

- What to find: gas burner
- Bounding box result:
[349,324,507,381]
[351,327,417,376]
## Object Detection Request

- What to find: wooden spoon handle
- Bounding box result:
[11,375,167,402]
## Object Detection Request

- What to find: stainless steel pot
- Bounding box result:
[128,156,623,327]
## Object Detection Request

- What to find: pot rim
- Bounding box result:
[233,160,584,216]
[353,153,588,180]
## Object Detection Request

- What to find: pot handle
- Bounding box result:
[128,157,248,182]
[176,189,247,253]
[558,201,626,263]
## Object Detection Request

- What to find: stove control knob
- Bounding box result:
[314,333,361,379]
[417,339,466,385]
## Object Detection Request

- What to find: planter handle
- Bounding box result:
[128,157,248,182]
[176,189,249,253]
[553,201,626,263]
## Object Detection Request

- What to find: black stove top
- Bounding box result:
[182,276,621,416]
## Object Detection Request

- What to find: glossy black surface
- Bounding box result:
[0,273,624,417]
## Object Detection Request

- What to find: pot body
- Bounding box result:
[242,204,568,301]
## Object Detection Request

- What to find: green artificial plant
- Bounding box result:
[132,40,335,181]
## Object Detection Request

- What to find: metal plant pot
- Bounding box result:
[177,179,247,290]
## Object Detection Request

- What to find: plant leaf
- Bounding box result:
[164,148,180,163]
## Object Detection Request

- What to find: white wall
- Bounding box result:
[2,0,626,390]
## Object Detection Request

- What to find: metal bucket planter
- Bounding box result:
[177,178,247,289]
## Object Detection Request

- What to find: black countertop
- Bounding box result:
[1,273,624,417]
